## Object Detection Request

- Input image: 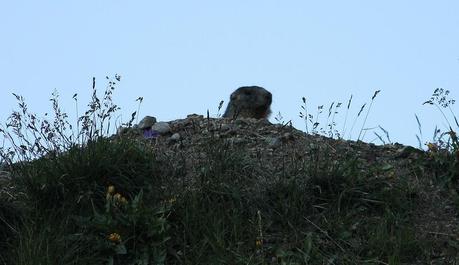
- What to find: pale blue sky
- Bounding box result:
[1,1,459,147]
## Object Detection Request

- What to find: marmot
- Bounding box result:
[223,86,272,119]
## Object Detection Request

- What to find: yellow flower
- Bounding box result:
[426,142,438,153]
[113,193,122,201]
[108,233,121,243]
[161,197,177,204]
[255,239,263,247]
[112,193,128,205]
[120,196,128,205]
[107,185,115,194]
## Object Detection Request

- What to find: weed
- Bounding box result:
[420,89,459,193]
[0,76,174,264]
[299,90,381,143]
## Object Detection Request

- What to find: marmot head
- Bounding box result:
[223,86,272,119]
[230,86,272,108]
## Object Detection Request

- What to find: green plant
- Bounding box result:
[72,187,170,265]
[0,76,175,264]
[299,90,382,143]
[421,89,459,196]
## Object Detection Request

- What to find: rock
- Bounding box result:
[281,132,294,141]
[220,124,231,132]
[152,122,171,134]
[170,133,181,141]
[187,114,204,119]
[266,137,282,148]
[395,145,424,158]
[138,116,157,129]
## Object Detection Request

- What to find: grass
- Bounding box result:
[0,80,458,264]
[298,90,388,144]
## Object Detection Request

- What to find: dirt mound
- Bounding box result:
[120,114,459,262]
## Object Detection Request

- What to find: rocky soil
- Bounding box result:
[119,114,459,263]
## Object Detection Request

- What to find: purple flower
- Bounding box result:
[143,129,159,139]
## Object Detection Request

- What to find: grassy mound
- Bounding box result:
[1,80,458,264]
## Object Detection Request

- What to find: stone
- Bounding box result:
[170,133,181,141]
[138,116,157,129]
[152,122,171,134]
[187,114,204,119]
[266,137,281,148]
[220,124,231,132]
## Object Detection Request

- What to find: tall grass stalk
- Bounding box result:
[415,114,423,149]
[347,103,366,140]
[357,90,380,141]
[340,94,353,138]
[300,97,309,134]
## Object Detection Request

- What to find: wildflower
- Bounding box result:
[387,171,395,178]
[113,193,122,201]
[143,128,159,139]
[255,239,263,247]
[168,197,177,204]
[112,193,128,205]
[426,142,438,153]
[108,233,121,243]
[107,185,115,194]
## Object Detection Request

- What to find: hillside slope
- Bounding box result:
[120,114,459,264]
[1,114,459,264]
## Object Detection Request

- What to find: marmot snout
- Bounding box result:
[223,86,272,119]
